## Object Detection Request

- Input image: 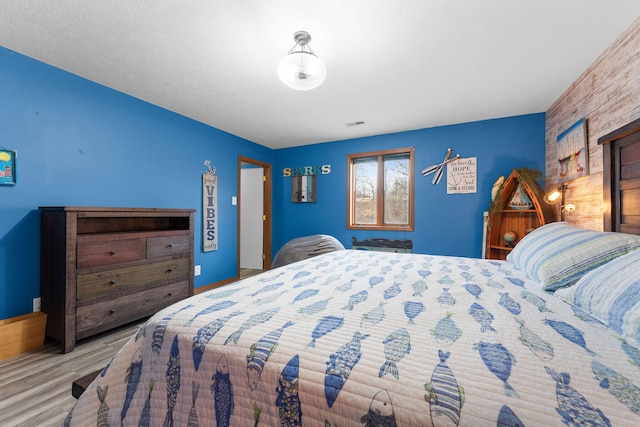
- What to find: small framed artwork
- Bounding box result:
[557,118,588,181]
[0,149,17,186]
[292,175,316,202]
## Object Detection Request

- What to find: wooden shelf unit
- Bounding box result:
[487,170,554,260]
[40,207,195,353]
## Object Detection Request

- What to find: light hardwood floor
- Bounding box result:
[0,321,141,427]
[0,274,265,426]
[240,268,263,279]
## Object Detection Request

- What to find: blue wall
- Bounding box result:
[0,47,272,320]
[273,114,546,256]
[0,46,546,321]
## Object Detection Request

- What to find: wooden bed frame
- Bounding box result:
[599,117,640,234]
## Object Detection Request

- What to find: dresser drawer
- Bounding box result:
[76,281,189,337]
[77,238,144,269]
[77,258,190,300]
[147,234,190,258]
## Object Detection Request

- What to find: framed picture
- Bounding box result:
[557,118,588,181]
[0,149,16,186]
[292,175,316,202]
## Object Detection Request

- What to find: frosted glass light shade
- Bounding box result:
[544,187,562,204]
[277,51,327,91]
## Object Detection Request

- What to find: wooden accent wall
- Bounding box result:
[545,16,640,231]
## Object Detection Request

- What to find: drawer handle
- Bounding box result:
[108,309,115,315]
[166,269,173,273]
[109,280,117,286]
[167,244,174,248]
[109,250,117,255]
[167,293,173,297]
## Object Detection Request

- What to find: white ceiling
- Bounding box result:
[1,1,639,149]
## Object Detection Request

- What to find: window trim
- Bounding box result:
[347,147,415,231]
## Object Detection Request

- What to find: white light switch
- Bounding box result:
[194,265,201,276]
[232,196,237,205]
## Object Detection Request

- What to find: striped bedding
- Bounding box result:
[64,250,640,426]
[506,221,640,291]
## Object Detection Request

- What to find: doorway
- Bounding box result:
[238,156,272,278]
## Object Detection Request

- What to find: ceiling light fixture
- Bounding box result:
[277,31,327,91]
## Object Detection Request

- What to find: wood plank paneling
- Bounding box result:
[545,16,640,230]
[621,142,640,165]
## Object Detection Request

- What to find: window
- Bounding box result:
[347,147,414,230]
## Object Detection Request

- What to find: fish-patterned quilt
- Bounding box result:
[64,250,640,426]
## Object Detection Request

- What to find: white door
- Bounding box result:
[240,166,264,269]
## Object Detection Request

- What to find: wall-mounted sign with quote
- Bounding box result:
[202,160,218,252]
[447,157,477,194]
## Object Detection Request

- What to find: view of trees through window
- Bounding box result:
[353,157,378,224]
[348,148,414,230]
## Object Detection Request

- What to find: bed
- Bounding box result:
[62,231,640,426]
[64,122,640,427]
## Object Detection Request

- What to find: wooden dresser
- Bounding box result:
[40,207,195,353]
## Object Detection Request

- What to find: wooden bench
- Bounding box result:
[351,237,413,253]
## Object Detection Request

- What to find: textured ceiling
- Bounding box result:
[1,1,639,149]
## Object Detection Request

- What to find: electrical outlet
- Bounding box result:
[194,265,201,276]
[33,297,41,312]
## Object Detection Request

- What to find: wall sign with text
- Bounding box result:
[447,157,477,194]
[202,173,218,252]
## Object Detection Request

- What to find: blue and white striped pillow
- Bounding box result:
[555,249,640,346]
[506,222,640,290]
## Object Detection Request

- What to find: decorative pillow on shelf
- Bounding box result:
[555,249,640,347]
[506,221,640,291]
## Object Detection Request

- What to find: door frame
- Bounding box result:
[237,156,272,274]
